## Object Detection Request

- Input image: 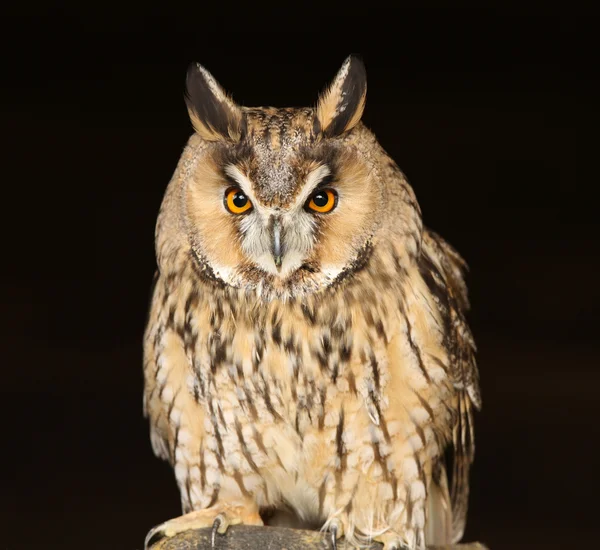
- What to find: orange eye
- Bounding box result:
[225,188,252,214]
[307,189,337,213]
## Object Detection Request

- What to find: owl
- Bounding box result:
[142,56,481,550]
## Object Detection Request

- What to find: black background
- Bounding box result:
[0,6,593,550]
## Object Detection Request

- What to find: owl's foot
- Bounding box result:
[144,501,263,549]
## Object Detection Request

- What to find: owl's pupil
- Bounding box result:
[233,193,248,208]
[312,192,328,207]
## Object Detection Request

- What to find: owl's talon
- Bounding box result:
[330,524,338,550]
[324,517,344,550]
[211,515,223,548]
[144,523,166,549]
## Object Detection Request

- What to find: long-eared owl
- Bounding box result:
[143,56,481,549]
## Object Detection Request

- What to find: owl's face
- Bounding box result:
[169,58,387,297]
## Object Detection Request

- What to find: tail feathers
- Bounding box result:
[450,392,476,543]
[427,392,476,546]
[425,461,453,546]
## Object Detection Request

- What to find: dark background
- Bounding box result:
[0,6,593,550]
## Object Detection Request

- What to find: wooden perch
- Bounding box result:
[149,525,488,549]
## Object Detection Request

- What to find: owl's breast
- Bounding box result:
[168,260,454,515]
[182,293,370,506]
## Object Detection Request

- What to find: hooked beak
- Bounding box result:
[271,216,283,270]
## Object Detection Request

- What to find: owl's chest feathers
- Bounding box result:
[160,263,454,512]
[189,293,378,434]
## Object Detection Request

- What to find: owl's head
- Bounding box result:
[159,57,409,298]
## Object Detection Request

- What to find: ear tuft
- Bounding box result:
[184,63,244,142]
[316,56,367,138]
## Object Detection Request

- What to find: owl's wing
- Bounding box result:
[420,229,481,543]
[142,270,172,463]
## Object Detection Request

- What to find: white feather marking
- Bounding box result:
[292,164,331,208]
[224,164,256,199]
[227,451,242,470]
[156,364,168,385]
[174,463,187,484]
[177,429,192,445]
[205,466,219,486]
[205,437,218,452]
[204,451,218,469]
[160,385,174,403]
[241,473,263,493]
[413,507,426,529]
[188,465,200,482]
[358,445,375,473]
[324,411,340,428]
[222,407,236,425]
[321,264,344,282]
[411,480,426,500]
[190,484,204,507]
[186,374,196,394]
[402,456,419,480]
[366,402,380,425]
[346,451,358,469]
[410,406,431,425]
[169,407,182,424]
[150,430,169,459]
[379,441,393,457]
[408,432,425,452]
[211,264,234,283]
[378,482,394,501]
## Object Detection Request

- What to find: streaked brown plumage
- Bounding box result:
[143,56,481,549]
